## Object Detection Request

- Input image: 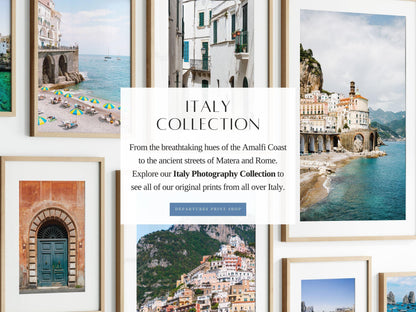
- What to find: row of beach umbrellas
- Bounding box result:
[40,87,121,110]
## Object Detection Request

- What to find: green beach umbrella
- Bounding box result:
[38,116,47,125]
[78,96,89,101]
[64,93,73,98]
[54,90,64,95]
[90,99,100,104]
[40,87,49,91]
[103,103,115,109]
[70,108,84,116]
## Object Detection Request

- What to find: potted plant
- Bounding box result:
[236,30,241,36]
[232,31,237,39]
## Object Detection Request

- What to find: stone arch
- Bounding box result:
[42,55,55,84]
[369,133,375,151]
[300,135,305,154]
[317,135,324,153]
[333,136,339,148]
[354,133,364,153]
[27,207,78,288]
[308,136,315,153]
[325,136,331,152]
[58,54,68,76]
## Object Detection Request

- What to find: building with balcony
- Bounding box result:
[38,0,62,48]
[169,0,184,87]
[182,0,213,87]
[210,0,253,87]
[0,34,10,55]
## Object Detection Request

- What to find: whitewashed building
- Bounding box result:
[0,34,10,55]
[169,0,184,87]
[182,0,213,87]
[38,0,62,48]
[210,0,253,87]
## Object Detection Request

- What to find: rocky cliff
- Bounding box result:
[300,44,323,98]
[387,291,395,304]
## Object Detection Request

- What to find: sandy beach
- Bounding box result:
[37,90,121,134]
[300,150,386,210]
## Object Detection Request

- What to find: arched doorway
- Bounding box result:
[300,135,305,154]
[58,55,67,76]
[37,220,68,287]
[42,56,54,84]
[325,136,331,152]
[308,136,315,153]
[243,77,248,88]
[369,133,374,151]
[354,133,364,153]
[317,136,324,153]
[333,136,339,148]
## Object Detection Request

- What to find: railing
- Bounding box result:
[235,31,248,53]
[38,45,79,51]
[190,58,211,71]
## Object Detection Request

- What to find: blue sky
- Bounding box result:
[301,10,406,113]
[0,0,11,36]
[54,0,131,56]
[302,278,355,311]
[137,225,172,242]
[387,276,416,302]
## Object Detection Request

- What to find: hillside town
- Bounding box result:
[169,0,254,88]
[138,235,256,312]
[0,33,11,71]
[301,302,355,312]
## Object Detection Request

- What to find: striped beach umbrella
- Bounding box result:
[64,93,73,98]
[103,103,115,109]
[78,96,89,101]
[70,108,84,115]
[54,90,64,95]
[40,86,49,91]
[90,99,100,104]
[38,116,48,125]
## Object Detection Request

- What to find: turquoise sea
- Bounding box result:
[0,72,11,112]
[388,303,416,312]
[69,54,130,103]
[301,141,406,221]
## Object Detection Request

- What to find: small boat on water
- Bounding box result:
[104,48,111,60]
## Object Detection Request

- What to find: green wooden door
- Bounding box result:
[37,239,68,287]
[202,42,209,70]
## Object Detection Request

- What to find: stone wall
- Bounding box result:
[19,181,85,289]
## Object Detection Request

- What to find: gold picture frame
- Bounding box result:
[379,272,416,312]
[146,0,273,87]
[0,0,16,117]
[30,0,136,138]
[282,256,372,312]
[1,156,105,312]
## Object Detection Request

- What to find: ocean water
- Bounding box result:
[388,303,416,312]
[0,72,11,112]
[69,54,130,103]
[301,141,406,221]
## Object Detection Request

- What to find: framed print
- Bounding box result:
[281,0,416,241]
[116,171,272,312]
[0,0,15,116]
[282,256,371,312]
[146,0,272,87]
[379,272,416,312]
[1,156,105,312]
[30,0,136,138]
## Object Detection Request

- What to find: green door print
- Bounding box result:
[37,239,68,287]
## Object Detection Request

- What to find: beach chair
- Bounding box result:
[63,121,78,130]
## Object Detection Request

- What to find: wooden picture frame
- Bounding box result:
[282,256,372,312]
[379,272,416,312]
[30,0,136,138]
[146,0,273,87]
[1,156,105,312]
[0,0,16,117]
[281,0,416,241]
[116,170,273,312]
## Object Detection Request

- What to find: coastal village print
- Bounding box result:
[387,276,416,312]
[299,10,406,221]
[137,225,256,312]
[36,0,130,134]
[169,0,254,88]
[0,0,12,112]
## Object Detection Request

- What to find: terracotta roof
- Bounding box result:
[354,95,368,100]
[39,0,52,8]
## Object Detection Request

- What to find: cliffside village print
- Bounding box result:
[138,234,256,312]
[168,0,253,88]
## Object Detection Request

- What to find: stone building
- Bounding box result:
[169,0,184,87]
[19,181,85,291]
[0,34,10,55]
[38,0,62,48]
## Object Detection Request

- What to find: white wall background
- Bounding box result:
[0,1,146,311]
[271,1,416,312]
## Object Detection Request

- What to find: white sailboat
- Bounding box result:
[104,48,111,60]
